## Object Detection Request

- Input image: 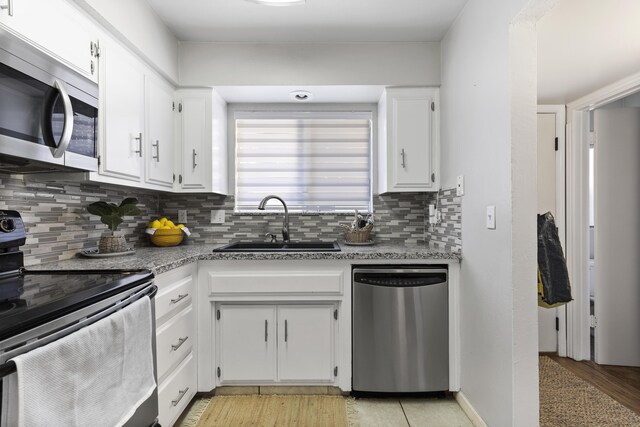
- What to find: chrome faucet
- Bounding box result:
[258,195,290,243]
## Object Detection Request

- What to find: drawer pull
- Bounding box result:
[170,293,189,304]
[171,336,189,351]
[171,387,189,406]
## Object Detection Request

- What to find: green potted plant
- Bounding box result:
[87,197,141,253]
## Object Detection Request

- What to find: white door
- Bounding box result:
[593,107,640,366]
[277,305,334,382]
[0,0,97,81]
[537,112,559,353]
[218,305,277,382]
[390,90,434,189]
[179,97,208,191]
[145,75,175,188]
[100,40,144,182]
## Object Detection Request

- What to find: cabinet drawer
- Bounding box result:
[208,270,343,295]
[156,275,193,324]
[158,352,196,427]
[156,307,194,383]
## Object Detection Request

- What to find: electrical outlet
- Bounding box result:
[428,204,438,225]
[178,210,188,224]
[456,175,465,196]
[486,205,496,229]
[210,210,225,224]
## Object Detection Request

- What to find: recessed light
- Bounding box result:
[246,0,306,6]
[290,90,313,101]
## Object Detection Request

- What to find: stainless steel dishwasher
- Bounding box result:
[352,266,448,393]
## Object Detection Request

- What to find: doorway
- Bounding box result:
[566,76,640,365]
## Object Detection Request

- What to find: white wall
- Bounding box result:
[179,42,440,86]
[73,0,179,83]
[441,0,543,425]
[538,0,640,105]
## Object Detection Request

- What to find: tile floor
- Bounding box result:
[353,397,473,427]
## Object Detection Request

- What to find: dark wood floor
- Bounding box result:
[542,353,640,415]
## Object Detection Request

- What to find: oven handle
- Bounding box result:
[0,283,157,378]
[41,79,74,159]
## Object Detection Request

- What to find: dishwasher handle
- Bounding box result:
[353,268,447,288]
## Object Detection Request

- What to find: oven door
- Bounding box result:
[0,36,98,173]
[0,282,159,427]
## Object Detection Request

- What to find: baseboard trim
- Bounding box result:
[455,392,488,427]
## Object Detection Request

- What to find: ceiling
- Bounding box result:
[146,0,468,43]
[538,0,640,105]
[214,85,384,103]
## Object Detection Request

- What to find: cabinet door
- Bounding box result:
[391,91,434,189]
[218,305,276,383]
[179,97,209,191]
[145,75,175,188]
[277,305,335,382]
[100,40,144,182]
[0,0,98,81]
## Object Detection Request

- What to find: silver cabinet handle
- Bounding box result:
[192,148,197,169]
[264,320,268,342]
[400,148,406,169]
[0,0,13,16]
[134,133,142,157]
[49,80,74,159]
[171,387,189,406]
[152,140,160,162]
[170,293,188,304]
[171,336,188,351]
[284,319,288,342]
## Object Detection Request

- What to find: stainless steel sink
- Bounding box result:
[213,241,341,252]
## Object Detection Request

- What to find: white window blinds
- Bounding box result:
[235,113,372,213]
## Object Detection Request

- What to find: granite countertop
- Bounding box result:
[28,243,461,275]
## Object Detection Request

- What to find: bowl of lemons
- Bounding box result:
[146,217,189,247]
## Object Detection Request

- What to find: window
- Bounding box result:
[234,111,372,213]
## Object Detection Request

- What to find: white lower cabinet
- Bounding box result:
[277,305,335,382]
[216,303,336,385]
[218,305,277,382]
[155,264,197,427]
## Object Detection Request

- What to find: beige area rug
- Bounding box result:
[540,356,640,426]
[179,395,356,427]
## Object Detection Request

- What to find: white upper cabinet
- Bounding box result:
[95,37,178,191]
[175,89,228,194]
[145,75,175,189]
[0,0,99,82]
[99,38,145,183]
[378,87,440,193]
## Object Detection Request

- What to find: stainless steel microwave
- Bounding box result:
[0,28,98,173]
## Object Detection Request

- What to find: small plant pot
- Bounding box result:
[98,233,127,253]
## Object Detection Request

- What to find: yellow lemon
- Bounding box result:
[149,220,162,229]
[165,220,175,228]
[159,217,168,225]
[176,224,185,229]
[160,225,171,229]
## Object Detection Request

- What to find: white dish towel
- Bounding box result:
[4,295,156,427]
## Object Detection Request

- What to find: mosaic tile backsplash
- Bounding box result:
[428,188,462,252]
[0,175,160,266]
[0,173,462,265]
[160,192,433,245]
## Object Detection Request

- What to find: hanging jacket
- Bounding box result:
[538,212,572,307]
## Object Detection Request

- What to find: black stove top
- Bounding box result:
[0,269,154,342]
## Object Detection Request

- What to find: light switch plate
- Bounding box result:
[178,209,188,224]
[210,210,225,224]
[456,175,465,196]
[486,205,496,229]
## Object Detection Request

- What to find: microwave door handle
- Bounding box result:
[50,80,74,158]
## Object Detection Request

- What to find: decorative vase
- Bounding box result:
[98,232,127,253]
